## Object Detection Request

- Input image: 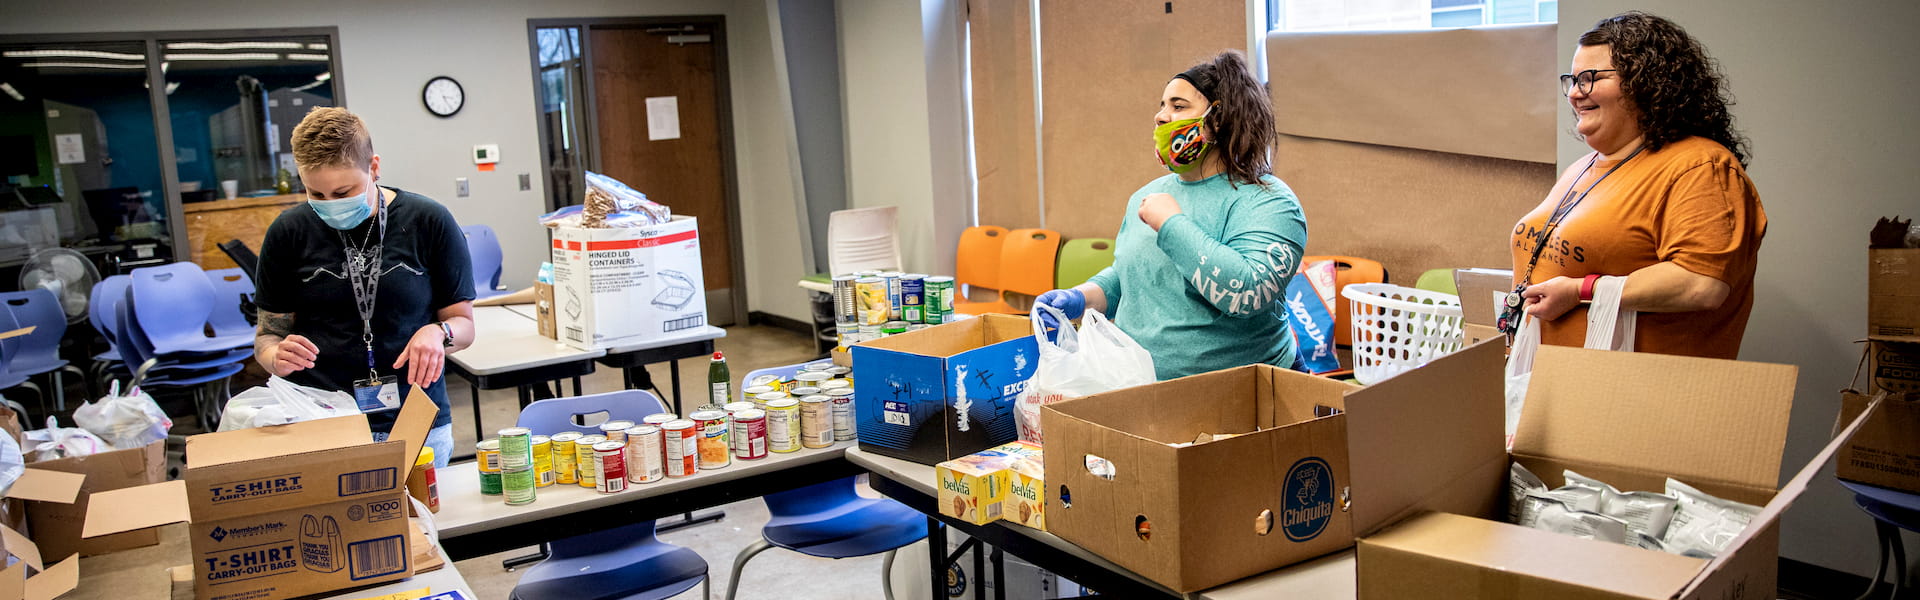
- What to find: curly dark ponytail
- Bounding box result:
[1174,50,1275,186]
[1579,12,1751,166]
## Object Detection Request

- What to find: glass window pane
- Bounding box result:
[1432,8,1484,27]
[534,27,587,210]
[1490,0,1537,23]
[1431,0,1479,8]
[1538,1,1558,22]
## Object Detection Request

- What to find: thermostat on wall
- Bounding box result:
[473,144,500,165]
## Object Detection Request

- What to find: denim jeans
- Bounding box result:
[373,423,455,468]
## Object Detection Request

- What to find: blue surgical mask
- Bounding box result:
[310,191,373,230]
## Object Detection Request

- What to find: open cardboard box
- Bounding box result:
[0,467,88,600]
[851,314,1037,465]
[23,440,166,561]
[1354,345,1870,600]
[1042,339,1506,593]
[1870,248,1920,342]
[80,390,437,600]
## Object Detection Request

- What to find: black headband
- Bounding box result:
[1172,66,1217,104]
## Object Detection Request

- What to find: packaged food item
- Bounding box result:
[1662,478,1761,558]
[1000,443,1046,531]
[551,431,583,485]
[1628,531,1667,553]
[934,442,1044,526]
[1507,462,1546,522]
[1524,494,1628,544]
[1541,481,1604,513]
[1562,470,1679,538]
[624,425,665,484]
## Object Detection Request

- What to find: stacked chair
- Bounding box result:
[0,288,84,417]
[92,262,255,430]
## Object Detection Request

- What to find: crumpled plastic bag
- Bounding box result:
[220,376,360,431]
[1014,304,1156,444]
[0,430,24,497]
[73,381,172,450]
[24,417,108,461]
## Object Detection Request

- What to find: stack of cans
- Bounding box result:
[497,428,538,506]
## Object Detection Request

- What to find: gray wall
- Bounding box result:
[778,0,846,274]
[1559,0,1920,578]
[0,0,814,323]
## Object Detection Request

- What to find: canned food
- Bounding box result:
[550,432,583,485]
[502,468,537,505]
[642,413,679,427]
[575,434,607,488]
[476,439,502,473]
[599,420,635,443]
[802,363,835,373]
[855,277,890,332]
[879,271,904,320]
[882,320,909,336]
[832,275,859,349]
[800,395,834,449]
[795,372,831,389]
[589,440,626,493]
[924,276,955,324]
[741,385,775,400]
[820,378,851,391]
[624,425,664,484]
[478,470,502,496]
[691,410,732,470]
[531,435,555,488]
[749,374,781,389]
[723,402,755,455]
[908,324,930,331]
[754,391,789,409]
[791,386,822,398]
[826,366,851,378]
[852,270,883,278]
[732,408,768,460]
[662,420,699,478]
[900,274,926,323]
[827,387,856,441]
[498,428,533,471]
[766,398,801,454]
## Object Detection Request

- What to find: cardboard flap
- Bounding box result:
[187,413,373,469]
[3,470,83,503]
[1515,346,1798,492]
[391,388,438,471]
[0,563,20,600]
[1364,511,1706,598]
[0,524,39,571]
[1681,395,1881,596]
[0,327,34,341]
[1344,340,1508,536]
[81,480,188,538]
[22,555,74,600]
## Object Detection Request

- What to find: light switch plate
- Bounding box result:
[518,173,531,191]
[456,177,469,197]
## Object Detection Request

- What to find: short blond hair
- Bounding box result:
[290,106,373,171]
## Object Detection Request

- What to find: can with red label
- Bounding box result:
[691,410,733,470]
[661,420,699,478]
[623,425,664,484]
[732,409,769,460]
[592,440,627,493]
[723,402,755,456]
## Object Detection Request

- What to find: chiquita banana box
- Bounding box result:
[935,441,1043,526]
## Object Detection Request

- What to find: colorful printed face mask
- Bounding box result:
[1154,105,1214,174]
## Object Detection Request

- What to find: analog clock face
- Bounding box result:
[424,77,463,117]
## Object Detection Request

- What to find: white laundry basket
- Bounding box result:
[1339,283,1465,385]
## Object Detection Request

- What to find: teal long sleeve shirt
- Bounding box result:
[1085,172,1307,380]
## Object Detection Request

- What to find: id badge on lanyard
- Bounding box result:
[354,373,401,413]
[345,190,400,413]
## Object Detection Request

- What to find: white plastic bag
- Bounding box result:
[1015,304,1156,444]
[220,376,360,431]
[73,381,172,449]
[1504,277,1636,440]
[24,417,108,461]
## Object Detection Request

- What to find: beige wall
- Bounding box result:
[0,0,813,323]
[1559,0,1920,577]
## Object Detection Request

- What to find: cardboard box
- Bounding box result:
[1453,268,1515,327]
[1834,341,1920,491]
[1462,323,1503,347]
[550,216,708,350]
[1004,448,1046,532]
[1040,342,1502,592]
[851,315,1037,465]
[1871,248,1920,342]
[934,441,1041,526]
[83,392,435,600]
[24,440,165,560]
[1356,344,1869,600]
[533,280,557,340]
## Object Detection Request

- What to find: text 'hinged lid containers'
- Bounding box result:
[550,215,708,350]
[1355,344,1871,600]
[852,314,1038,465]
[1041,340,1505,592]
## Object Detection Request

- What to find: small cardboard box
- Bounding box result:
[1871,248,1920,342]
[550,216,708,350]
[851,315,1037,465]
[82,392,435,600]
[533,280,557,340]
[1356,345,1866,600]
[1003,447,1046,531]
[24,440,166,560]
[1040,341,1502,592]
[934,441,1041,526]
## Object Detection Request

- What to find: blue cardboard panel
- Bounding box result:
[852,318,1040,464]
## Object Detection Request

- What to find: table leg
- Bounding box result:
[989,547,1005,600]
[973,538,985,600]
[927,518,946,600]
[572,376,582,396]
[1893,521,1907,600]
[468,379,484,447]
[1862,521,1891,600]
[670,358,682,411]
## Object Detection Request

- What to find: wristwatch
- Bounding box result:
[438,321,455,347]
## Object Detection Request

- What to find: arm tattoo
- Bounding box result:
[257,310,295,339]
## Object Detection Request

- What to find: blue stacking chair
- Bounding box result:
[128,262,253,355]
[463,224,508,299]
[724,362,927,600]
[0,301,38,404]
[204,268,256,339]
[513,390,710,600]
[0,289,83,411]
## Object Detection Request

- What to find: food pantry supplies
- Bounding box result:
[852,315,1038,465]
[551,216,707,349]
[936,442,1042,526]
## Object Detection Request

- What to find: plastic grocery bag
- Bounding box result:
[1015,304,1156,444]
[1504,277,1636,441]
[24,417,108,461]
[73,381,172,449]
[220,376,360,431]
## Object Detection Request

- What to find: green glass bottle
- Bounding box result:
[709,351,731,406]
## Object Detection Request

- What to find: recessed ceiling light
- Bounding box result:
[21,62,146,70]
[4,49,144,60]
[164,41,303,50]
[163,53,281,61]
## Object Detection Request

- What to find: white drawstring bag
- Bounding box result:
[24,416,109,460]
[1014,304,1156,444]
[73,381,173,450]
[1505,276,1636,440]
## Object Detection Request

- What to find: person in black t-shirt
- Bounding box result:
[254,107,475,467]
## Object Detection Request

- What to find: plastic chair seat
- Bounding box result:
[763,495,928,558]
[0,289,68,377]
[139,362,245,387]
[205,268,257,338]
[0,370,30,390]
[511,524,707,600]
[6,356,68,377]
[130,262,254,354]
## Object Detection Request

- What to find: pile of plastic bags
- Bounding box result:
[220,376,360,431]
[538,171,672,229]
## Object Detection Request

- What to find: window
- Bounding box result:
[1267,0,1555,32]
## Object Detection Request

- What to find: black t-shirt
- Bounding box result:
[254,188,475,431]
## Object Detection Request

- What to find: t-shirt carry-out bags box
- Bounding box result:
[550,216,707,350]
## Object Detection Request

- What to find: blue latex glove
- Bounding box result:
[1034,288,1087,335]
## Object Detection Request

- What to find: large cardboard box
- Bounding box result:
[1871,248,1920,342]
[1834,341,1920,491]
[1355,345,1869,600]
[851,315,1037,465]
[82,393,435,600]
[550,216,708,350]
[1040,341,1504,593]
[24,440,165,560]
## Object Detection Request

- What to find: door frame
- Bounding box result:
[525,15,749,328]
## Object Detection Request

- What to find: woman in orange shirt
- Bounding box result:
[1506,11,1766,359]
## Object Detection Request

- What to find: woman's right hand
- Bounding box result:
[1034,289,1087,333]
[266,334,320,376]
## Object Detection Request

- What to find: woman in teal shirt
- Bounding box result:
[1037,50,1307,380]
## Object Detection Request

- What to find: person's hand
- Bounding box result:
[266,335,319,377]
[1521,276,1583,321]
[1034,289,1087,334]
[393,325,448,389]
[1138,193,1183,231]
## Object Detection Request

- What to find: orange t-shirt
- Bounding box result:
[1509,136,1767,359]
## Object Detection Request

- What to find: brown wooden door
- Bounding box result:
[589,25,737,325]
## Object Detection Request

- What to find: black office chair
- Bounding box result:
[218,240,260,326]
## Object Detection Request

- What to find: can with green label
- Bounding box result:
[923,276,954,325]
[503,467,537,505]
[479,471,503,496]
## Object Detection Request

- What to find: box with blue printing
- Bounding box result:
[852,314,1038,465]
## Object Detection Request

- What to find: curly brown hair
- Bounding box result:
[1578,11,1750,166]
[1175,50,1275,186]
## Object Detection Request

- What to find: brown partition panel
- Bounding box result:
[967,0,1041,230]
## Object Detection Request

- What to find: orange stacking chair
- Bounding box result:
[958,228,1061,315]
[1302,255,1387,347]
[951,226,1008,312]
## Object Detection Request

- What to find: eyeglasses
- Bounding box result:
[1559,69,1616,96]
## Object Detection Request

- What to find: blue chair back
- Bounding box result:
[737,359,832,404]
[0,296,21,372]
[128,262,219,351]
[462,224,504,297]
[90,275,132,344]
[0,288,67,369]
[204,267,256,338]
[517,389,667,437]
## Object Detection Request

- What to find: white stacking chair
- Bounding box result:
[827,206,902,275]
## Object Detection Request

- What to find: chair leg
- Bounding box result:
[724,539,775,600]
[881,548,897,600]
[703,571,711,600]
[1894,524,1908,600]
[51,371,64,412]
